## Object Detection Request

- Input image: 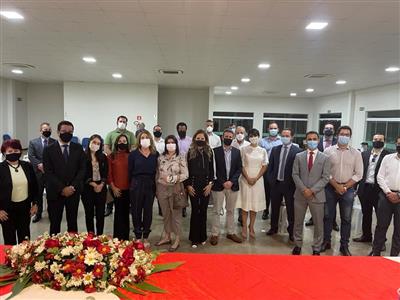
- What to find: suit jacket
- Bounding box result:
[317,136,337,152]
[292,150,331,203]
[0,160,38,211]
[83,153,108,185]
[43,141,86,199]
[357,149,390,195]
[28,137,57,172]
[267,144,301,190]
[212,146,242,192]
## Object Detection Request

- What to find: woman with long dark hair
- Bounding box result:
[81,134,108,235]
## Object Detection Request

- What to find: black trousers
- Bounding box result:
[113,189,130,240]
[372,192,400,256]
[263,173,271,215]
[1,200,31,245]
[35,171,46,216]
[130,177,155,239]
[270,181,295,235]
[48,193,80,235]
[358,183,380,238]
[189,181,210,244]
[81,184,107,235]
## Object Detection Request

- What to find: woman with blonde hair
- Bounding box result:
[128,130,159,246]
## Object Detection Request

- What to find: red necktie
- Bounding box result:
[308,151,314,171]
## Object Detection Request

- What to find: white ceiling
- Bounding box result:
[0,0,399,97]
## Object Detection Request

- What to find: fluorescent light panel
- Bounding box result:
[241,77,250,83]
[306,22,328,30]
[112,73,122,79]
[0,11,24,19]
[11,69,23,74]
[82,56,96,63]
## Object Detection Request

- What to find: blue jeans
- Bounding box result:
[324,185,355,247]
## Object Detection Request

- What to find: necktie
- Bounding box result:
[43,139,48,148]
[308,151,314,171]
[372,154,378,163]
[62,144,69,162]
[278,146,288,181]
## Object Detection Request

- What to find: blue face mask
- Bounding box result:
[281,137,291,145]
[338,135,350,145]
[307,140,319,150]
[269,129,278,137]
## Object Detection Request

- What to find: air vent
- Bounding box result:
[2,62,36,69]
[304,73,333,79]
[158,69,184,75]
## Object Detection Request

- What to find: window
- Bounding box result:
[212,112,254,135]
[319,113,342,134]
[365,110,400,151]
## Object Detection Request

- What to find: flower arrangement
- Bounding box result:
[0,232,184,299]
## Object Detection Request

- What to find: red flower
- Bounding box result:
[76,252,85,263]
[45,239,60,249]
[134,241,145,250]
[93,264,104,278]
[51,280,62,291]
[116,266,129,277]
[83,237,101,249]
[122,246,134,260]
[135,267,146,282]
[66,240,75,247]
[84,284,97,293]
[121,257,134,267]
[97,244,111,255]
[45,253,54,261]
[63,259,75,273]
[42,269,53,281]
[32,272,43,284]
[73,263,86,278]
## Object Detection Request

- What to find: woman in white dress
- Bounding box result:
[237,129,268,239]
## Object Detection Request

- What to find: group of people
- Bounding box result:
[0,116,399,257]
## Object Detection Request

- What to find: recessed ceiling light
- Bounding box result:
[305,88,314,93]
[336,80,347,85]
[225,91,232,95]
[241,77,250,83]
[385,66,400,72]
[82,56,96,63]
[112,73,122,79]
[11,69,23,74]
[230,86,238,90]
[0,11,24,20]
[258,63,270,69]
[290,92,297,97]
[306,22,328,30]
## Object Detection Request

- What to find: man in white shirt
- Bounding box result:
[232,126,250,150]
[205,119,221,149]
[371,136,400,256]
[153,125,165,154]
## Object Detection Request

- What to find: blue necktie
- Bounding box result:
[62,144,69,162]
[43,139,48,148]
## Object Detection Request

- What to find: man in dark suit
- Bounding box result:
[266,128,302,240]
[28,122,56,223]
[354,133,390,243]
[210,129,243,245]
[43,120,86,235]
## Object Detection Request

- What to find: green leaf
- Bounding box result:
[151,261,185,274]
[0,266,13,275]
[112,289,132,300]
[5,275,31,300]
[0,279,16,287]
[123,284,146,295]
[134,281,167,293]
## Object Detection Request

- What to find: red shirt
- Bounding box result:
[108,152,129,190]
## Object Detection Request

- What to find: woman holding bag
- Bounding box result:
[156,135,189,251]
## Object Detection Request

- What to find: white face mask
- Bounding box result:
[166,143,176,152]
[249,137,259,145]
[89,143,100,152]
[206,126,213,133]
[140,138,151,149]
[236,133,244,141]
[117,122,126,130]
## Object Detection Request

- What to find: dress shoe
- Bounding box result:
[168,244,180,252]
[227,234,242,243]
[333,222,340,232]
[210,235,219,246]
[155,239,171,246]
[262,210,269,220]
[312,251,320,256]
[266,229,277,236]
[381,244,386,252]
[305,218,314,226]
[353,236,372,243]
[32,215,42,223]
[104,207,113,217]
[368,251,380,256]
[182,208,187,218]
[292,246,301,255]
[339,246,352,256]
[320,241,331,252]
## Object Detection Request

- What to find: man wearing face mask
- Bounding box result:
[28,122,56,223]
[232,126,250,150]
[259,121,283,220]
[176,122,192,156]
[354,134,390,243]
[205,119,222,149]
[322,126,363,256]
[43,120,86,235]
[153,125,165,154]
[317,123,337,152]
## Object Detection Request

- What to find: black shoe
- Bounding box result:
[104,207,113,217]
[320,241,331,252]
[262,210,269,220]
[266,229,277,236]
[182,208,187,218]
[339,246,352,256]
[368,251,380,256]
[292,246,301,255]
[305,218,314,226]
[333,222,339,232]
[32,215,42,223]
[289,234,294,242]
[312,251,320,256]
[353,236,372,243]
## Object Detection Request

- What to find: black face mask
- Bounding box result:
[6,153,21,162]
[195,140,206,147]
[323,128,334,137]
[153,131,162,138]
[397,145,400,154]
[60,132,73,143]
[178,131,186,139]
[42,131,51,138]
[372,141,384,149]
[117,143,128,151]
[223,138,233,146]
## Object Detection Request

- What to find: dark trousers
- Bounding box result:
[263,173,271,215]
[372,192,400,256]
[270,181,295,235]
[324,185,354,247]
[130,177,155,239]
[48,193,80,235]
[189,181,210,244]
[358,183,380,238]
[81,184,107,235]
[35,171,46,216]
[1,200,31,245]
[113,189,130,240]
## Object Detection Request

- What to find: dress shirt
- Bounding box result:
[307,149,319,164]
[366,149,383,184]
[259,136,282,157]
[157,154,189,185]
[277,143,292,181]
[176,136,192,155]
[224,146,232,180]
[58,141,70,155]
[41,136,49,147]
[232,139,250,150]
[208,133,222,149]
[323,136,333,150]
[377,153,400,194]
[154,138,165,154]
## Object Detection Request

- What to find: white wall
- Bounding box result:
[64,82,158,141]
[158,87,209,137]
[0,78,14,140]
[14,81,28,147]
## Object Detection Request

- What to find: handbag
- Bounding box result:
[173,182,188,209]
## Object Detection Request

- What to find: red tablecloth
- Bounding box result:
[1,246,399,299]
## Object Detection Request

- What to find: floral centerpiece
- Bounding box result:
[0,232,184,299]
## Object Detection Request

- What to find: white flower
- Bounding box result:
[34,245,45,254]
[60,246,74,257]
[104,284,116,293]
[66,276,83,288]
[84,247,103,266]
[54,273,66,285]
[83,272,94,285]
[128,265,138,276]
[34,261,47,272]
[50,262,61,274]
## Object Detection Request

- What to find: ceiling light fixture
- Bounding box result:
[290,92,297,97]
[385,66,400,72]
[258,63,270,69]
[225,91,232,95]
[306,22,328,30]
[230,86,238,90]
[336,80,347,85]
[305,88,314,93]
[0,11,24,19]
[112,73,122,79]
[82,56,96,63]
[241,77,250,83]
[11,69,23,74]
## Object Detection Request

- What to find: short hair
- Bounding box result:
[117,115,128,122]
[324,122,335,128]
[361,142,368,145]
[236,126,246,133]
[248,128,260,137]
[282,128,294,136]
[306,131,320,139]
[163,135,180,156]
[153,124,162,130]
[57,120,74,131]
[337,125,352,136]
[206,119,213,123]
[40,122,50,129]
[176,122,187,131]
[373,133,385,139]
[223,129,235,137]
[268,121,278,127]
[1,139,22,154]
